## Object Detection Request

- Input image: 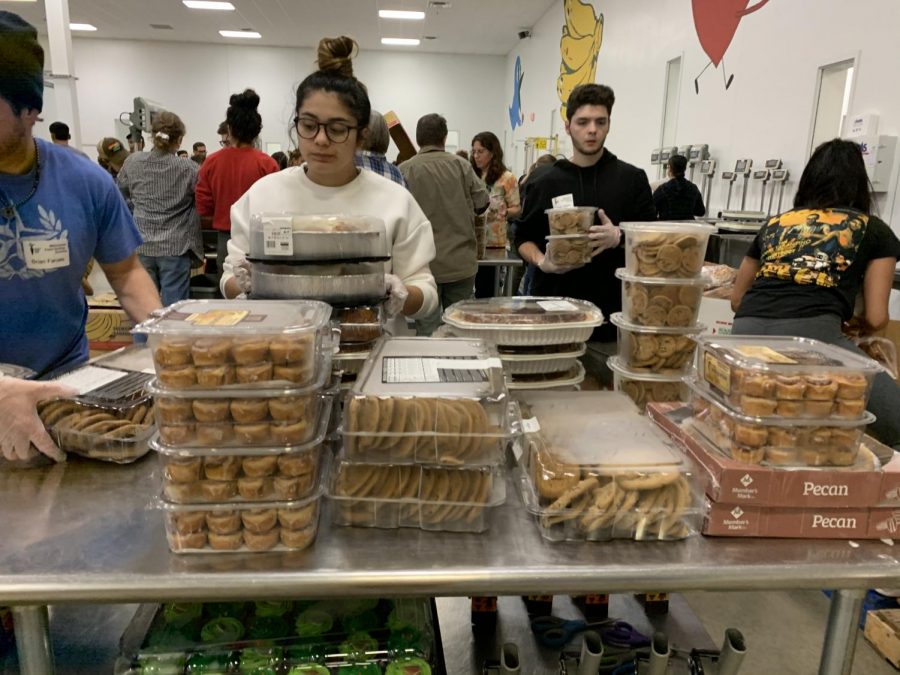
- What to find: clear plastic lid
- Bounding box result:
[508,363,586,390]
[248,213,388,260]
[146,365,330,399]
[134,299,332,336]
[499,343,586,361]
[544,206,598,215]
[697,335,882,374]
[157,486,323,513]
[255,213,383,234]
[545,234,592,241]
[607,355,688,382]
[620,221,716,235]
[443,296,603,329]
[611,312,705,335]
[614,268,708,286]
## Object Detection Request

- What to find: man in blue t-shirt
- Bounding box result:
[0,11,161,379]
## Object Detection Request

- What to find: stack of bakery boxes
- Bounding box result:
[135,299,336,553]
[649,334,900,539]
[607,221,714,411]
[327,336,514,534]
[246,213,389,387]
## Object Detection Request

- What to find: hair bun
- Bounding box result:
[317,36,356,78]
[230,88,260,110]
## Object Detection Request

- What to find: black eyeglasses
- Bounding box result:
[295,116,357,144]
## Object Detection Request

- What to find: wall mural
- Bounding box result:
[557,0,604,121]
[509,55,525,131]
[692,0,771,93]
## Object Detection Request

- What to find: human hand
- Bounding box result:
[233,260,252,295]
[384,274,410,318]
[588,209,621,256]
[537,254,577,275]
[0,378,78,462]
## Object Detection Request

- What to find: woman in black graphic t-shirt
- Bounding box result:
[731,139,900,449]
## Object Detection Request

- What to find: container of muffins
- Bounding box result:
[608,356,688,414]
[248,213,389,262]
[616,269,706,328]
[545,206,597,235]
[620,222,714,279]
[611,312,704,376]
[687,379,875,467]
[251,261,386,305]
[545,234,592,267]
[134,299,333,390]
[695,335,882,420]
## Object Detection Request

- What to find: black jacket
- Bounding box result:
[653,176,706,220]
[513,149,655,340]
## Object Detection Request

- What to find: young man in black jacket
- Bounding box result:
[514,84,656,348]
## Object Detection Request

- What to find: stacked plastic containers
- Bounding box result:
[328,337,513,533]
[247,213,389,387]
[609,222,715,411]
[544,206,596,270]
[442,296,604,390]
[688,335,882,467]
[135,299,336,554]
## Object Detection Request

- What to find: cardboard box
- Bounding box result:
[864,609,900,668]
[86,293,134,351]
[697,296,734,336]
[704,501,874,538]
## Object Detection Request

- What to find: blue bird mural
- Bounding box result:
[509,55,525,130]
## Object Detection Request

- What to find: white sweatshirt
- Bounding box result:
[222,167,438,319]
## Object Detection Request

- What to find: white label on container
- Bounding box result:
[382,357,498,384]
[537,300,579,312]
[552,194,575,208]
[521,417,541,434]
[53,366,128,395]
[263,219,293,256]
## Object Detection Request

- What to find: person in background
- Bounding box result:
[117,110,202,306]
[287,149,303,167]
[456,149,469,161]
[271,151,288,171]
[196,90,279,282]
[221,36,437,328]
[653,153,705,220]
[518,153,558,295]
[126,131,145,153]
[355,109,407,187]
[400,113,489,335]
[176,150,188,159]
[217,121,229,149]
[0,10,160,387]
[48,121,89,159]
[470,130,520,297]
[96,137,129,178]
[191,141,207,164]
[731,139,900,449]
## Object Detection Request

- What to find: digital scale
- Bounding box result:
[688,144,709,181]
[657,146,677,180]
[698,158,716,210]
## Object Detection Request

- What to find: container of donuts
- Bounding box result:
[687,379,875,468]
[611,312,704,375]
[333,303,385,344]
[545,206,597,235]
[328,457,505,533]
[608,356,688,414]
[443,296,604,346]
[620,222,714,279]
[250,260,387,305]
[696,335,882,420]
[248,213,389,261]
[616,269,706,328]
[545,234,592,267]
[499,342,586,375]
[134,299,333,390]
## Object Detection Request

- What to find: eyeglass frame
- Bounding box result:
[294,115,359,144]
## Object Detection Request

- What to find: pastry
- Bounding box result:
[800,448,831,467]
[731,446,765,464]
[165,457,202,482]
[775,400,803,417]
[204,456,242,481]
[230,398,270,424]
[269,396,309,422]
[196,365,236,388]
[733,423,767,447]
[273,475,312,500]
[804,376,838,401]
[200,480,238,502]
[271,421,309,445]
[835,398,865,418]
[768,428,799,447]
[156,398,194,424]
[234,423,271,445]
[192,399,230,423]
[243,527,280,551]
[336,306,379,324]
[207,531,243,550]
[775,375,805,400]
[836,373,868,399]
[272,364,310,384]
[236,362,274,384]
[196,423,233,446]
[155,339,193,367]
[548,208,592,235]
[269,335,310,364]
[171,512,206,534]
[170,531,207,550]
[803,400,834,416]
[241,508,278,534]
[280,526,315,549]
[242,455,278,477]
[230,337,269,364]
[191,338,232,366]
[158,366,197,389]
[238,477,272,500]
[205,510,241,534]
[278,504,317,530]
[159,425,194,445]
[765,447,797,465]
[277,452,315,477]
[739,395,777,416]
[830,445,858,466]
[737,373,776,398]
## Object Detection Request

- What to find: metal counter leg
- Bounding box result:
[493,266,502,297]
[818,589,864,675]
[11,605,55,675]
[504,265,514,297]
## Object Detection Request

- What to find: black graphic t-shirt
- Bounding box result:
[736,208,900,321]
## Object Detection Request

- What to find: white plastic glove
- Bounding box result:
[537,254,577,275]
[233,260,253,296]
[588,209,622,257]
[384,274,409,318]
[0,378,78,463]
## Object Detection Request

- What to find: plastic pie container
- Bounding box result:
[545,206,597,235]
[507,362,586,391]
[616,268,706,328]
[620,222,714,279]
[499,342,586,375]
[545,234,592,267]
[248,213,389,261]
[608,356,688,413]
[612,312,704,375]
[251,260,386,304]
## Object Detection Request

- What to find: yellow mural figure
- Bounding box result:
[557,0,604,121]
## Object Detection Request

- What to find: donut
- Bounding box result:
[271,421,309,445]
[159,424,194,446]
[775,400,803,417]
[236,362,274,385]
[165,457,202,482]
[238,477,272,500]
[775,375,805,400]
[242,455,278,477]
[234,423,271,445]
[169,531,207,551]
[835,373,868,400]
[207,531,243,551]
[230,399,270,424]
[273,474,314,500]
[803,400,834,417]
[196,365,236,388]
[200,480,237,502]
[158,366,197,389]
[739,395,777,416]
[269,396,309,422]
[835,398,866,419]
[206,510,241,534]
[241,508,278,534]
[277,452,315,477]
[191,338,232,366]
[230,337,269,365]
[733,423,768,447]
[204,456,242,481]
[272,364,310,385]
[765,447,797,465]
[804,376,838,401]
[731,445,765,464]
[244,527,280,551]
[278,503,317,530]
[280,526,315,550]
[156,398,195,424]
[171,512,207,535]
[196,423,234,446]
[269,336,310,365]
[155,339,193,367]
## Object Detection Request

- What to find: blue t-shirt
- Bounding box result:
[0,139,142,376]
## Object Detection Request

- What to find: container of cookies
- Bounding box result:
[620,222,714,279]
[135,299,333,390]
[329,458,505,533]
[545,206,597,235]
[499,342,586,375]
[514,390,702,542]
[608,356,688,413]
[687,379,875,467]
[507,363,586,391]
[443,296,604,346]
[615,269,705,328]
[251,261,386,305]
[611,313,703,375]
[148,373,332,449]
[248,213,389,261]
[341,337,511,466]
[334,303,385,344]
[695,335,881,420]
[545,235,592,267]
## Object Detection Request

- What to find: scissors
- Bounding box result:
[530,615,609,648]
[600,620,651,649]
[598,648,638,674]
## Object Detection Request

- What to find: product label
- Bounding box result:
[734,345,797,364]
[53,365,128,395]
[382,357,499,384]
[536,300,579,312]
[186,310,251,327]
[23,238,69,270]
[263,219,293,256]
[551,194,575,208]
[703,352,732,395]
[521,417,541,434]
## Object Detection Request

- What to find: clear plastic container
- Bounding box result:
[514,391,701,542]
[620,222,714,279]
[687,379,874,467]
[334,303,385,344]
[545,234,592,266]
[507,362,586,390]
[611,312,704,375]
[616,269,706,327]
[333,351,369,376]
[329,458,505,533]
[500,343,586,375]
[608,356,688,413]
[342,338,510,466]
[696,335,881,420]
[148,374,331,449]
[443,297,604,346]
[135,299,332,390]
[248,213,389,261]
[251,261,386,304]
[545,206,597,235]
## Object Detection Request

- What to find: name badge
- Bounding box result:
[23,238,70,270]
[552,193,575,208]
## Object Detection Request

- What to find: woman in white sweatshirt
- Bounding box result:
[220,36,438,321]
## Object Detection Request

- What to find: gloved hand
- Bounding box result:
[537,254,577,275]
[384,274,409,318]
[0,378,78,463]
[233,260,253,296]
[588,209,622,256]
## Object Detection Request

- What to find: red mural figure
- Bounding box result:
[692,0,770,93]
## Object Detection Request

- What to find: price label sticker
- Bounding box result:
[263,219,293,256]
[551,193,575,208]
[521,417,541,434]
[537,300,579,312]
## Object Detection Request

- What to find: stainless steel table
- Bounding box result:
[477,248,524,297]
[1,459,897,675]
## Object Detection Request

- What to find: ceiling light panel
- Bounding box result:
[184,1,235,9]
[219,30,261,38]
[70,23,98,31]
[381,37,420,46]
[379,10,426,20]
